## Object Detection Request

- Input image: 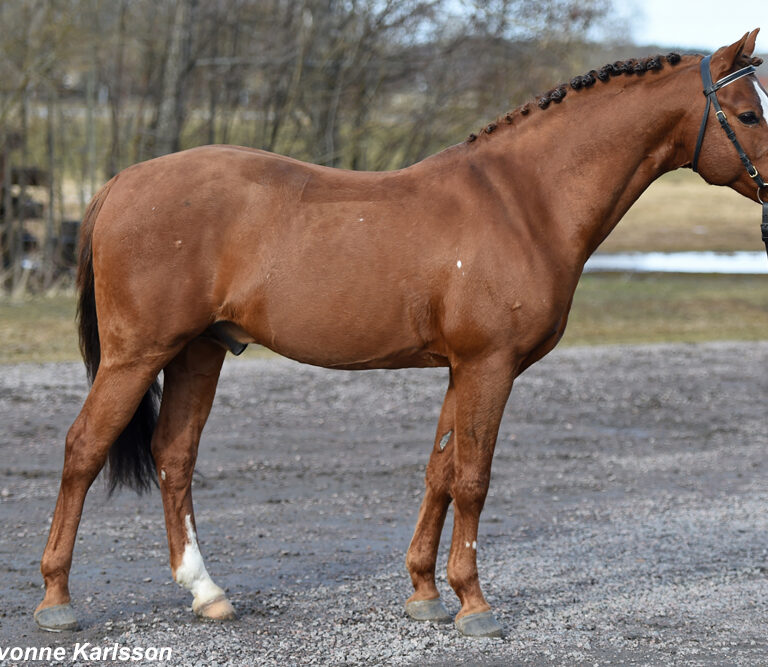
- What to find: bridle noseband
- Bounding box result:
[692,54,768,257]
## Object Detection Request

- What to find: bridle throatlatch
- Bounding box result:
[692,54,768,258]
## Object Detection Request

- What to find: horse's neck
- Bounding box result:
[468,66,696,264]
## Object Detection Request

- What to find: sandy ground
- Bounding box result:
[2,342,768,665]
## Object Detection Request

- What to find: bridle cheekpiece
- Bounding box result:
[691,54,768,257]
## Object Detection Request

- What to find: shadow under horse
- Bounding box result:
[35,30,768,637]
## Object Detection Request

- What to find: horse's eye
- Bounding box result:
[738,111,760,125]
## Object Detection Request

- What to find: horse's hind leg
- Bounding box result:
[404,377,455,623]
[35,361,162,631]
[150,337,233,620]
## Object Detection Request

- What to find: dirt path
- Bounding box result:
[2,342,768,665]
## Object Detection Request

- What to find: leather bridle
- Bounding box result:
[691,54,768,256]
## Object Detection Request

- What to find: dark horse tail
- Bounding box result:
[77,178,161,495]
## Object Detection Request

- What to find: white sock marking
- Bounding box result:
[174,514,225,610]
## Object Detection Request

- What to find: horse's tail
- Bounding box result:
[77,178,161,495]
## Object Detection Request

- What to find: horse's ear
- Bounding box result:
[710,29,760,78]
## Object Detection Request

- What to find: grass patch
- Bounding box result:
[565,273,768,346]
[602,170,761,253]
[0,295,79,364]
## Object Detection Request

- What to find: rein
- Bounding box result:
[692,54,768,257]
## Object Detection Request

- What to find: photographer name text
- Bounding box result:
[1,643,172,662]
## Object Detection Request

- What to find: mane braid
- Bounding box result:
[466,52,683,143]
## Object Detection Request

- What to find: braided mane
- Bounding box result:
[466,52,684,143]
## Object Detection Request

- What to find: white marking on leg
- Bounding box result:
[174,515,225,612]
[754,80,768,119]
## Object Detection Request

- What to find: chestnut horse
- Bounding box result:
[36,31,768,637]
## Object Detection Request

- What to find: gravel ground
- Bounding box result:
[2,342,768,665]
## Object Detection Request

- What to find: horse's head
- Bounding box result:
[688,28,767,203]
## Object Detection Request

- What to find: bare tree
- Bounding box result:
[153,0,195,157]
[0,0,624,293]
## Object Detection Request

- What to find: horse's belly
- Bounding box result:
[272,342,447,370]
[233,283,441,370]
[256,318,442,370]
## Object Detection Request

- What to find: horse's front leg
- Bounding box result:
[151,338,235,620]
[447,353,515,637]
[404,375,456,622]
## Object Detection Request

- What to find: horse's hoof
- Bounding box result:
[34,603,79,632]
[455,610,503,638]
[194,595,236,621]
[405,597,452,623]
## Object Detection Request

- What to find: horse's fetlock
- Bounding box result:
[406,548,433,576]
[447,565,476,595]
[40,556,68,583]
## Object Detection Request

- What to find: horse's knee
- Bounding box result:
[450,476,490,512]
[425,456,452,494]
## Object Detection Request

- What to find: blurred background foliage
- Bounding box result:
[0,0,636,294]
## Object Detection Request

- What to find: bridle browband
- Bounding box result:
[691,54,768,257]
